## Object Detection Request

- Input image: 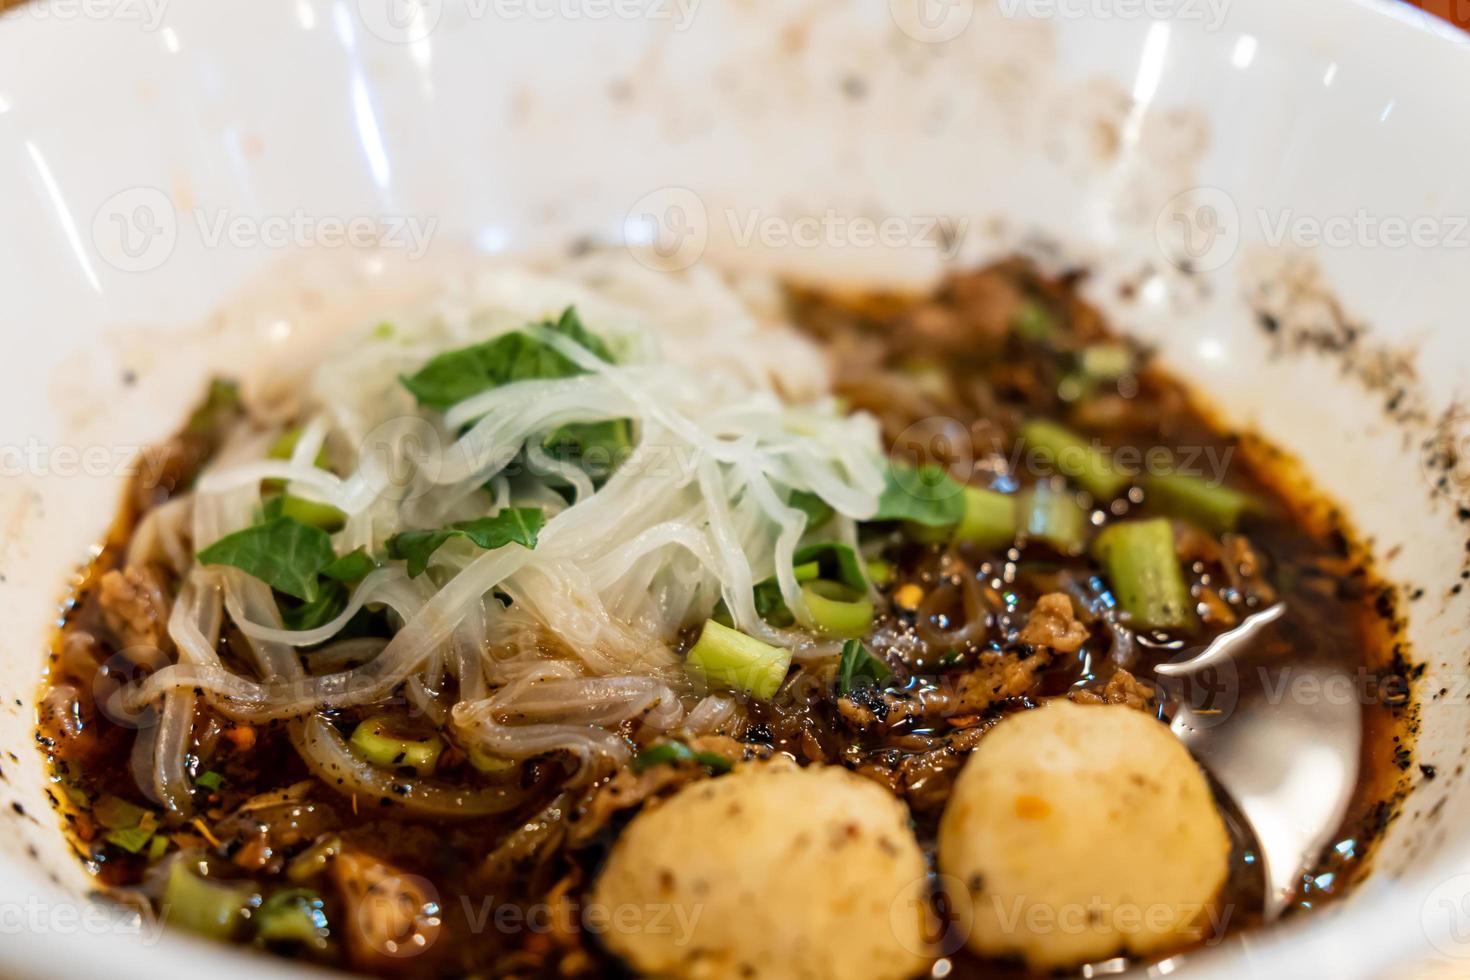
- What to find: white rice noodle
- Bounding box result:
[131,258,888,779]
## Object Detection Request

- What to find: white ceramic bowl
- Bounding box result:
[3,0,1470,976]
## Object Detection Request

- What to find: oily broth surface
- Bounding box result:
[36,262,1414,978]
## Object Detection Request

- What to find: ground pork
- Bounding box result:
[97,565,173,653]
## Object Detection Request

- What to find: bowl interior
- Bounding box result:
[2,0,1470,975]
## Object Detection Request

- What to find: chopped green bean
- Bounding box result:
[953,486,1017,550]
[1013,300,1055,342]
[1020,420,1129,500]
[1092,518,1192,630]
[686,620,793,700]
[162,861,255,941]
[1145,472,1258,533]
[1019,483,1089,555]
[255,889,328,948]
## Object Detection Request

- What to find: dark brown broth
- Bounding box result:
[36,261,1415,978]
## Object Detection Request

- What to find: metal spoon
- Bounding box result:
[1153,603,1362,921]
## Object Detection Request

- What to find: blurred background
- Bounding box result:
[1,0,1468,25]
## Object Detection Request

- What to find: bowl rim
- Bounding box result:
[2,0,1470,977]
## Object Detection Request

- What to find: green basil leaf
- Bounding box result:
[872,462,967,527]
[542,419,631,481]
[197,517,336,602]
[322,547,377,584]
[752,580,794,627]
[386,507,545,578]
[631,741,732,774]
[399,307,613,412]
[194,771,226,791]
[837,638,892,695]
[282,580,348,631]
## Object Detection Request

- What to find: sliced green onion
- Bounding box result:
[468,746,516,774]
[686,620,793,700]
[147,835,170,861]
[801,580,874,639]
[255,889,329,948]
[104,824,157,854]
[277,495,346,533]
[264,428,332,495]
[837,639,892,695]
[185,379,241,438]
[1019,483,1088,555]
[792,542,868,592]
[1020,420,1129,500]
[348,716,444,775]
[92,795,149,830]
[1145,472,1258,533]
[901,521,951,545]
[267,428,329,467]
[792,560,821,583]
[286,835,342,883]
[953,486,1017,550]
[1092,518,1193,630]
[865,558,895,586]
[95,794,160,853]
[1013,300,1055,342]
[163,861,255,941]
[1079,343,1134,381]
